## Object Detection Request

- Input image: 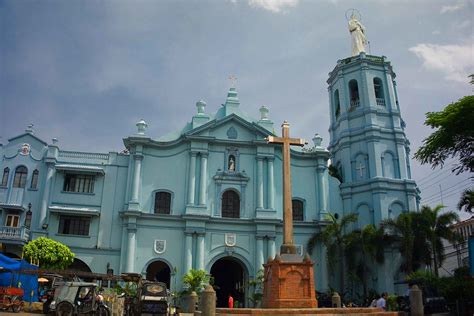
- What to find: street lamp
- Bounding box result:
[25,203,32,229]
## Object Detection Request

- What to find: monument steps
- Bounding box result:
[215,308,399,316]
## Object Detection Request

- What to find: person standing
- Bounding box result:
[376,292,387,310]
[228,294,234,308]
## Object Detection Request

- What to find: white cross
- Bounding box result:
[356,161,366,177]
[228,75,237,87]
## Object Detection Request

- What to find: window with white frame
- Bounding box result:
[63,174,95,193]
[5,214,20,227]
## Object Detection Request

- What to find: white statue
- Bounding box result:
[228,156,235,171]
[348,13,367,56]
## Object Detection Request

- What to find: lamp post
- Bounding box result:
[25,203,32,229]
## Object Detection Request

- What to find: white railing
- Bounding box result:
[376,98,385,106]
[350,99,360,108]
[0,226,30,242]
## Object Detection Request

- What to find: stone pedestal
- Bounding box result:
[262,254,318,308]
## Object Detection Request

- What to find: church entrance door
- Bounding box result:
[210,257,247,308]
[146,260,171,289]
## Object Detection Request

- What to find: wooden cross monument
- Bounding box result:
[263,120,318,308]
[267,120,305,254]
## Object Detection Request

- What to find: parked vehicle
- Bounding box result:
[0,286,24,312]
[39,273,64,314]
[139,281,170,316]
[49,281,110,316]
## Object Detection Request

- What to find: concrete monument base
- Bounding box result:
[261,253,318,308]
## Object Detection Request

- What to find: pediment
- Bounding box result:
[185,114,273,142]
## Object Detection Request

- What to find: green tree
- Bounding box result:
[416,205,460,276]
[382,213,420,274]
[182,269,210,294]
[23,237,75,269]
[307,212,358,293]
[414,95,474,175]
[345,224,393,300]
[457,188,474,213]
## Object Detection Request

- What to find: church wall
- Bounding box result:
[140,145,189,215]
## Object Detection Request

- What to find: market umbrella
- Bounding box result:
[38,277,49,283]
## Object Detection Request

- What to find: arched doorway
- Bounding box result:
[146,260,171,289]
[210,257,247,308]
[68,258,92,272]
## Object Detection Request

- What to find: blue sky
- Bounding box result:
[1,0,472,218]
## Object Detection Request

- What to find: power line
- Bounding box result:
[416,167,455,186]
[415,162,457,185]
[422,186,472,205]
[418,174,470,191]
[421,178,472,201]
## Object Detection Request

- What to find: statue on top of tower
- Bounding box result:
[347,9,367,56]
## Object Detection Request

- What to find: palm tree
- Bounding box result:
[307,212,358,294]
[417,205,460,276]
[345,224,394,300]
[382,212,419,274]
[458,188,474,213]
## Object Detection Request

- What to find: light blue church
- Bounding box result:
[0,52,418,305]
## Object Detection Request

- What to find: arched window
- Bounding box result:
[1,168,9,187]
[382,152,397,179]
[334,89,341,118]
[222,190,240,218]
[292,200,304,221]
[373,77,385,106]
[154,192,172,214]
[30,169,39,189]
[349,79,360,107]
[13,166,28,188]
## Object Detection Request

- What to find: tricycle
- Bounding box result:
[0,286,24,312]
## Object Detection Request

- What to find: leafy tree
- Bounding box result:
[23,237,74,269]
[307,212,358,293]
[382,213,419,274]
[457,188,474,213]
[345,224,394,300]
[328,164,343,182]
[416,205,460,276]
[182,269,210,294]
[414,95,474,175]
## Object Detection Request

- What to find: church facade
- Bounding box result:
[0,53,418,303]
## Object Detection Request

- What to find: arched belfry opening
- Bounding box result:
[146,260,171,289]
[210,257,247,307]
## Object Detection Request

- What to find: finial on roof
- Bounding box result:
[25,123,34,134]
[52,138,59,145]
[136,119,148,135]
[259,106,269,120]
[196,100,206,115]
[312,133,323,148]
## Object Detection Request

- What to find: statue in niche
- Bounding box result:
[347,11,367,56]
[228,155,236,171]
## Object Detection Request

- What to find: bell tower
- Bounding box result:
[327,49,420,291]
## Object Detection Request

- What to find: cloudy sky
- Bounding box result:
[1,0,472,218]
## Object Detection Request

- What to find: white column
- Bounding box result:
[196,234,205,270]
[257,157,264,209]
[188,152,197,205]
[39,163,55,226]
[131,154,143,202]
[256,237,264,270]
[184,233,193,273]
[267,158,274,210]
[126,227,136,272]
[316,165,328,219]
[268,237,276,259]
[199,153,208,205]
